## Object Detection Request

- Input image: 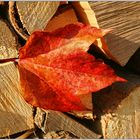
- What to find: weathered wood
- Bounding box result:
[0,19,18,59]
[93,71,140,138]
[90,2,140,66]
[35,109,101,139]
[9,2,59,40]
[0,62,34,137]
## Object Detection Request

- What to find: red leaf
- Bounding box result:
[18,23,126,112]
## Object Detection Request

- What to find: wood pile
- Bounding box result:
[0,2,140,138]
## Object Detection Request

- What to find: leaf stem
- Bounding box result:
[0,58,18,63]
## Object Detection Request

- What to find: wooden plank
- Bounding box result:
[0,62,34,137]
[93,71,140,138]
[90,2,140,66]
[35,109,101,139]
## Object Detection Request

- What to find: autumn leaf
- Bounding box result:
[18,23,126,112]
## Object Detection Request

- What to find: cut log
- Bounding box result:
[45,5,78,32]
[9,2,59,40]
[0,19,18,59]
[35,109,101,139]
[90,2,140,66]
[45,4,94,119]
[93,71,140,138]
[0,18,34,137]
[0,62,34,137]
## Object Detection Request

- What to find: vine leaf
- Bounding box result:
[18,23,126,112]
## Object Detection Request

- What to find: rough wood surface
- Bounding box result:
[0,62,34,137]
[93,71,140,138]
[0,19,18,59]
[9,2,59,40]
[90,2,140,66]
[1,2,140,138]
[35,109,101,139]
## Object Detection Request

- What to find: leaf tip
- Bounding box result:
[116,76,127,82]
[101,28,113,36]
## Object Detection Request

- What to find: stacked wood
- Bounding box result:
[91,2,140,66]
[9,2,60,40]
[35,109,100,139]
[93,70,140,138]
[0,1,140,139]
[0,19,34,137]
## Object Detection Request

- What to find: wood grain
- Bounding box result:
[0,62,34,137]
[45,6,78,32]
[0,19,18,59]
[93,71,140,138]
[0,16,33,137]
[35,109,101,139]
[90,2,140,66]
[16,2,59,34]
[9,2,59,40]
